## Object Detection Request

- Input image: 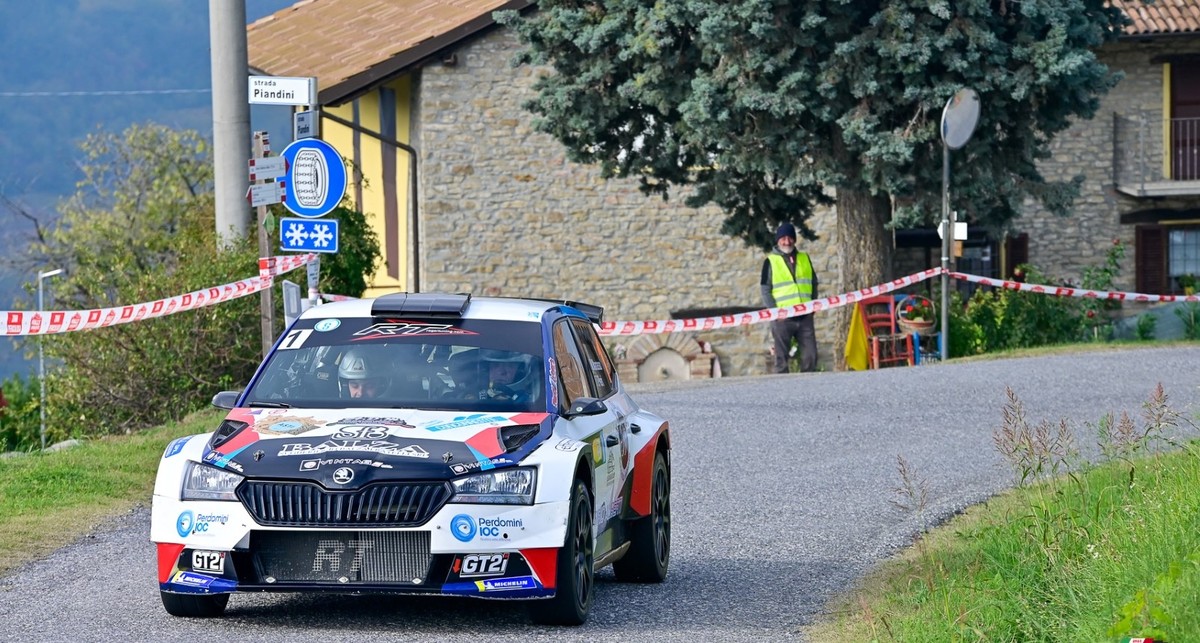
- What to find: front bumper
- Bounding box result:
[152,495,568,600]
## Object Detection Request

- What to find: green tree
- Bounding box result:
[11,123,380,440]
[498,0,1129,364]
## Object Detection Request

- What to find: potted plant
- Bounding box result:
[1179,273,1197,296]
[897,295,937,335]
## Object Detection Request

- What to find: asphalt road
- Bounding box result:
[2,345,1198,642]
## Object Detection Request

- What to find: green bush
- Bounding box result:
[0,374,42,451]
[1135,313,1158,341]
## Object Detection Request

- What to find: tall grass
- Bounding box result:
[811,384,1200,642]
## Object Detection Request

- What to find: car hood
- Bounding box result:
[199,407,552,487]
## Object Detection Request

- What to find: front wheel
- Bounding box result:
[160,591,229,618]
[529,478,593,625]
[613,450,670,582]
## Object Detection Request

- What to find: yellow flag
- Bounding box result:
[844,302,869,371]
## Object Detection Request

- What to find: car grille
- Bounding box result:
[237,480,453,527]
[252,530,432,584]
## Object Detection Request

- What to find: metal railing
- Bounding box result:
[1171,117,1200,181]
[1112,113,1200,193]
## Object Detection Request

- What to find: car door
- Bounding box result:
[550,318,626,556]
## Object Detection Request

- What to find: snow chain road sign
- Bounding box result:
[280,139,347,218]
[281,217,339,253]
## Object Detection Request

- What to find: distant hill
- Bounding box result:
[0,0,297,379]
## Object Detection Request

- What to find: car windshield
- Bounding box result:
[243,316,545,412]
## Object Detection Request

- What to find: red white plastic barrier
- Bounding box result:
[949,271,1200,304]
[319,293,358,302]
[3,253,318,337]
[598,268,944,336]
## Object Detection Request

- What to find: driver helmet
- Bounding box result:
[337,347,391,397]
[478,349,531,389]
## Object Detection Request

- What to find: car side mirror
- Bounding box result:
[211,390,242,410]
[563,397,607,418]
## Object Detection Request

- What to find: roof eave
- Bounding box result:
[320,0,534,107]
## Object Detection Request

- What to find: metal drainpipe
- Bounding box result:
[322,111,421,292]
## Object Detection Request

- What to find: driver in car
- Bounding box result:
[477,349,534,403]
[338,347,391,400]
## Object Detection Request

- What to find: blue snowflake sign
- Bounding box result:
[280,217,339,254]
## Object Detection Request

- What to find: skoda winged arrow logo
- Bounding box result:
[332,467,354,485]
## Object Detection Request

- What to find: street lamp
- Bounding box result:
[37,268,63,451]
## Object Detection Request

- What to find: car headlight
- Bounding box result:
[449,467,536,505]
[181,461,244,501]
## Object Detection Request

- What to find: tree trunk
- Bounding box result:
[832,184,893,371]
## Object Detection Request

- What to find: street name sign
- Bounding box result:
[294,110,318,140]
[248,76,316,106]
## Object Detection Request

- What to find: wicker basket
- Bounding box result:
[897,317,937,336]
[896,294,937,336]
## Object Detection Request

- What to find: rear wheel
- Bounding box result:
[529,478,593,625]
[160,591,229,618]
[613,450,670,582]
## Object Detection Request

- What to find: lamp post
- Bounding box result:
[37,268,63,451]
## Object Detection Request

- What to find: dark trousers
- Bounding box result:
[771,316,817,373]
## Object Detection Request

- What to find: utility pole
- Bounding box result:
[210,0,252,247]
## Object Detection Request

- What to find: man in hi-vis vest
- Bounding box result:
[759,222,819,373]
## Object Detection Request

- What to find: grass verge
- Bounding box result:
[808,385,1200,642]
[0,408,221,575]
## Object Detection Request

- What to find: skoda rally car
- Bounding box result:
[151,293,670,625]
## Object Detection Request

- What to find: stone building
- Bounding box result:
[247,0,1200,379]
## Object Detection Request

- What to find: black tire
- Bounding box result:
[613,450,670,583]
[160,591,229,618]
[529,478,594,626]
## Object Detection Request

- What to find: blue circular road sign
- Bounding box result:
[281,138,347,218]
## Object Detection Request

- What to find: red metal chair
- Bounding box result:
[858,295,914,369]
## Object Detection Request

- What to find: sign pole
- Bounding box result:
[938,88,981,362]
[940,143,951,362]
[253,131,276,360]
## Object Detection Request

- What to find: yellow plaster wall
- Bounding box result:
[320,76,413,297]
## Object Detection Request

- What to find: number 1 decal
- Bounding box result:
[278,329,312,350]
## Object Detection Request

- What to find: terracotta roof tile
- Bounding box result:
[1113,0,1200,36]
[247,0,530,104]
[249,0,1200,105]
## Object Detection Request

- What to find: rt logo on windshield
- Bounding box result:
[332,467,354,484]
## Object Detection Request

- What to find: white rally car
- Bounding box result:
[150,293,670,625]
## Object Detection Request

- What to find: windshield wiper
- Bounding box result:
[247,401,291,409]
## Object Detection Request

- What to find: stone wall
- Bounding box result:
[1019,39,1200,290]
[415,28,841,376]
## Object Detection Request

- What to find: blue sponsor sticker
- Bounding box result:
[176,511,195,538]
[424,414,508,432]
[450,514,477,542]
[164,436,190,458]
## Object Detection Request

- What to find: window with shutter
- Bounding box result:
[1136,225,1167,294]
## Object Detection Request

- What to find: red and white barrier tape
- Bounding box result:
[598,268,944,336]
[3,253,317,337]
[8,257,1194,339]
[949,271,1200,304]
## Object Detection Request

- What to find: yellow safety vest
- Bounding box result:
[768,253,814,307]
